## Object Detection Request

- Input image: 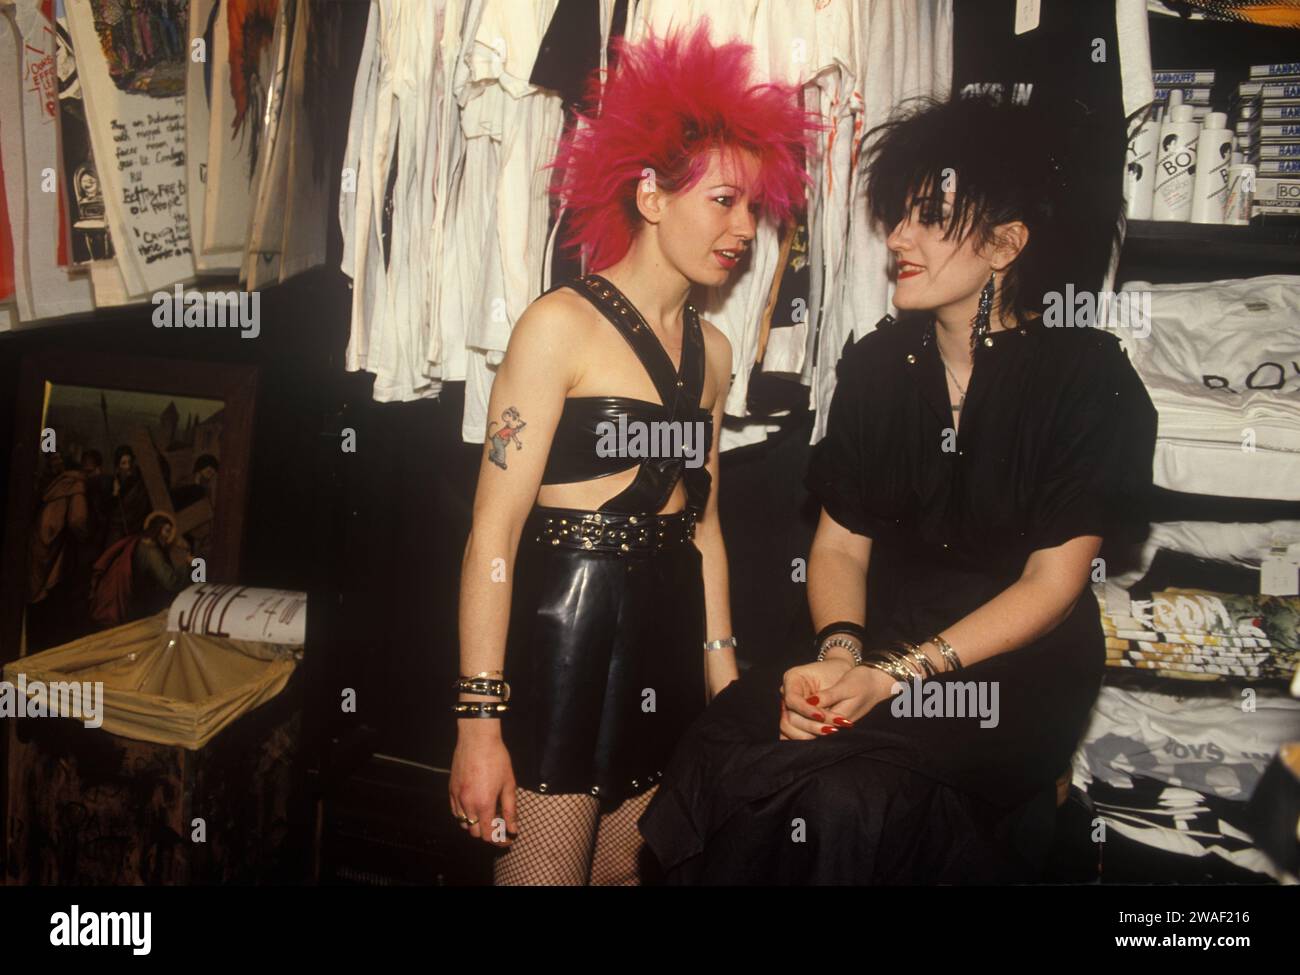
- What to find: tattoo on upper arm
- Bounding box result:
[486,406,527,470]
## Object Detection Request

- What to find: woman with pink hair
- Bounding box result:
[449,22,818,885]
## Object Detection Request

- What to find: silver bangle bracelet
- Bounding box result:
[816,635,863,666]
[929,634,963,672]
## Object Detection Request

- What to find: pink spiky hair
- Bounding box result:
[545,20,822,272]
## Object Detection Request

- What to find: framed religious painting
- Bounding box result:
[0,351,257,662]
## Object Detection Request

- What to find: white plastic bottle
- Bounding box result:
[1191,112,1233,223]
[1224,148,1256,225]
[1152,92,1200,220]
[1124,107,1161,220]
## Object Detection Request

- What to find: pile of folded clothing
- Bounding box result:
[1097,583,1300,682]
[1116,275,1300,502]
[1070,521,1300,882]
[1072,683,1299,882]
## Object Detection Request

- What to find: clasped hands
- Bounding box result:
[778,654,897,741]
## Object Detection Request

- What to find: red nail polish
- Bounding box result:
[833,717,853,727]
[807,696,820,706]
[821,726,834,734]
[812,712,825,721]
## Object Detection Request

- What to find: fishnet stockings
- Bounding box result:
[590,786,657,886]
[492,786,659,886]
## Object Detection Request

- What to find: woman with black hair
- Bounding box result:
[638,94,1159,885]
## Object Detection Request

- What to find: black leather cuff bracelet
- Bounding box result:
[452,702,509,718]
[813,620,867,650]
[454,676,510,701]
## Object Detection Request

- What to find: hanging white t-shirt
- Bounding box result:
[811,0,952,443]
[457,0,562,443]
[7,0,95,320]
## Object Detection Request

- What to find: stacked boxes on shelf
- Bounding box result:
[1153,68,1215,121]
[1239,62,1300,219]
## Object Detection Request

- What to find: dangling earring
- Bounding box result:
[971,271,995,353]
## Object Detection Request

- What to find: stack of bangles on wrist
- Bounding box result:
[814,624,964,682]
[452,670,510,718]
[861,635,963,682]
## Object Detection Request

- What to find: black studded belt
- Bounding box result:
[527,505,697,555]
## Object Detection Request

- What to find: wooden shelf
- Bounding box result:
[1122,219,1300,270]
[1,272,260,337]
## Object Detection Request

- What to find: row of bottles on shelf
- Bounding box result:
[1125,62,1300,226]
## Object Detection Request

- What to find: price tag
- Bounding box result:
[1261,556,1300,597]
[1015,0,1041,35]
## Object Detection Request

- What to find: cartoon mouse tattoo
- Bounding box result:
[486,406,527,470]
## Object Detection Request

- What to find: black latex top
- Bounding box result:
[539,274,713,516]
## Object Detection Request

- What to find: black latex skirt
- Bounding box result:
[500,505,707,804]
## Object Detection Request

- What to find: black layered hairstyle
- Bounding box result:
[860,93,1126,327]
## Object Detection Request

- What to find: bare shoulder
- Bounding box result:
[697,317,734,407]
[512,287,597,347]
[501,288,600,388]
[698,315,731,351]
[698,316,733,368]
